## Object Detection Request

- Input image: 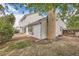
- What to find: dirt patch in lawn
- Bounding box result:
[0,36,79,56]
[12,33,38,42]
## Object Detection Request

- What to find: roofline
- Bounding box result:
[26,16,47,27]
[20,13,38,21]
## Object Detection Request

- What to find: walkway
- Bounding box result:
[12,33,38,42]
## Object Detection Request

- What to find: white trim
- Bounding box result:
[26,27,29,35]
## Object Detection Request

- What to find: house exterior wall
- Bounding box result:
[32,24,41,39]
[41,19,47,39]
[24,17,47,39]
[27,20,47,39]
[19,28,23,33]
[20,19,66,39]
[25,23,42,39]
[19,13,66,39]
[26,27,29,35]
[55,19,66,36]
[19,13,45,34]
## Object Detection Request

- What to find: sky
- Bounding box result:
[1,3,29,27]
[0,3,75,28]
[0,3,65,27]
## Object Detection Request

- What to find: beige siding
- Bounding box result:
[55,19,66,36]
[32,24,41,39]
[41,19,47,39]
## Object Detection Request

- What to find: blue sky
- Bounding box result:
[1,3,75,27]
[1,3,29,27]
[1,3,62,27]
[2,3,29,14]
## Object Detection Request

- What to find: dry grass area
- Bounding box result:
[0,36,79,56]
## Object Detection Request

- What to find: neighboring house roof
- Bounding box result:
[19,13,46,27]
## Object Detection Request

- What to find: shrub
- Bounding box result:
[0,14,15,25]
[5,14,15,25]
[0,19,14,43]
[67,16,79,29]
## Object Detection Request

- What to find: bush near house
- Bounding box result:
[0,19,14,43]
[67,16,79,29]
[0,15,15,43]
[0,14,15,25]
[5,14,15,25]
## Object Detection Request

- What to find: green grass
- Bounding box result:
[4,40,32,52]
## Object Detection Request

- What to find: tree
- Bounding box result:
[0,4,4,10]
[0,14,15,25]
[67,15,79,29]
[0,18,14,43]
[5,14,15,25]
[0,14,15,43]
[0,4,5,16]
[64,4,79,29]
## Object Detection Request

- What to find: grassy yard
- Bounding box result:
[0,36,79,56]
